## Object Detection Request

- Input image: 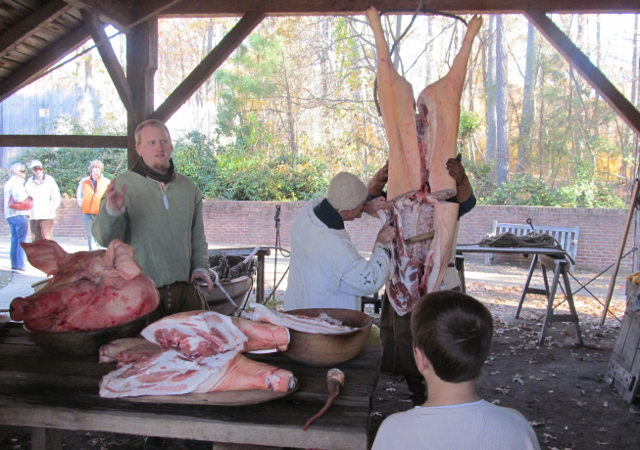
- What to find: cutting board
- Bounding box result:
[122,383,299,406]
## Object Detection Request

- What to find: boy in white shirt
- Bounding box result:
[372,290,541,450]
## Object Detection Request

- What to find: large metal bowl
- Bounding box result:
[282,308,373,367]
[24,314,150,357]
[196,275,253,316]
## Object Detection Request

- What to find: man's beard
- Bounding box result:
[151,161,170,172]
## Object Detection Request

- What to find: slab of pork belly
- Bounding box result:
[99,349,295,398]
[141,311,289,360]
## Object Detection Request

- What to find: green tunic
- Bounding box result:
[92,170,209,288]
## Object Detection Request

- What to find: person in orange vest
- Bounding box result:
[76,160,110,250]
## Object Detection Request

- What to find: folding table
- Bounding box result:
[456,245,583,345]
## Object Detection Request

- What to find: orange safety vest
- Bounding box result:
[80,176,109,215]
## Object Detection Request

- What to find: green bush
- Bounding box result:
[172,131,221,198]
[215,151,329,201]
[486,173,564,206]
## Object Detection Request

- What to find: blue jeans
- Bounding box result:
[83,213,101,251]
[7,215,28,270]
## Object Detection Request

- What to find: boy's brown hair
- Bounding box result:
[411,290,493,383]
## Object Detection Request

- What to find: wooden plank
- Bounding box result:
[11,41,43,58]
[0,52,28,68]
[151,11,265,123]
[0,0,70,60]
[49,10,83,31]
[525,10,640,137]
[0,134,127,147]
[0,397,369,450]
[161,0,640,16]
[81,8,133,112]
[0,24,90,103]
[11,0,49,9]
[18,35,52,52]
[0,0,38,19]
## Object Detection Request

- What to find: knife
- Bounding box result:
[404,230,435,244]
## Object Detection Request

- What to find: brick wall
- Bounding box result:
[1,199,633,272]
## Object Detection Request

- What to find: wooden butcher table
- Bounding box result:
[0,323,381,450]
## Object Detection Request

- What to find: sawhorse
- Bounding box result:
[515,254,583,346]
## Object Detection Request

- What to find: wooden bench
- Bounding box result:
[485,221,580,268]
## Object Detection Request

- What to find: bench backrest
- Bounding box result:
[491,220,580,261]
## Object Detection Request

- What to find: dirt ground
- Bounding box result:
[2,264,640,450]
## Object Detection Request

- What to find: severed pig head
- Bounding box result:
[10,239,159,333]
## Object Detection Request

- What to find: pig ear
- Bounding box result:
[21,240,68,276]
[104,239,142,281]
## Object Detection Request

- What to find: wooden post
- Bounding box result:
[600,179,640,326]
[126,18,158,169]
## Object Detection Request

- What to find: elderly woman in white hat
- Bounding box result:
[284,172,395,312]
[3,163,30,272]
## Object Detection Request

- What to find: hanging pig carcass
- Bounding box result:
[366,7,481,314]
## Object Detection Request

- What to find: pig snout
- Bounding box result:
[9,297,29,321]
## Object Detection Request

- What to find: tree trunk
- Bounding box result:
[495,15,509,187]
[517,21,537,173]
[538,60,545,179]
[424,16,432,86]
[484,16,497,169]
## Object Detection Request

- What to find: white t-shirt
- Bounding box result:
[372,400,541,450]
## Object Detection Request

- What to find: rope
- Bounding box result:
[209,270,238,309]
[266,205,291,304]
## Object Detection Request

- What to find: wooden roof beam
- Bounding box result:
[0,24,90,103]
[525,9,640,137]
[0,0,72,60]
[0,135,127,148]
[80,8,134,112]
[150,10,265,123]
[65,0,136,30]
[67,0,184,31]
[162,0,640,17]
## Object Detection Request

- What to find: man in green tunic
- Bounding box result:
[93,119,213,321]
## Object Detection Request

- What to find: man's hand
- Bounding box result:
[446,158,472,203]
[106,181,128,212]
[375,219,396,246]
[362,196,389,218]
[368,160,389,197]
[191,270,213,292]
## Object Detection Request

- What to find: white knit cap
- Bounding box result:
[30,160,43,169]
[326,172,368,211]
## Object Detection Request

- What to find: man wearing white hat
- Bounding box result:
[24,159,61,241]
[284,171,395,312]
